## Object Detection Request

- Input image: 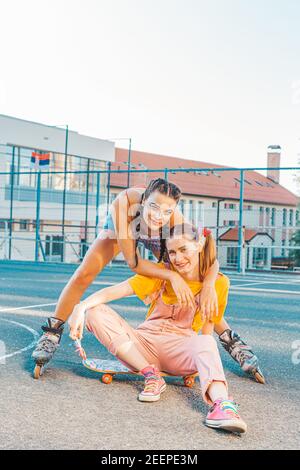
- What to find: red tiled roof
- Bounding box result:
[219,227,273,242]
[111,148,298,207]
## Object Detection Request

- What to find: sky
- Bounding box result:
[0,0,300,194]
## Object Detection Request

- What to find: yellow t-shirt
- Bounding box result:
[128,264,230,334]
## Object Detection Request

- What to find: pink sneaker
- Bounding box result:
[205,398,247,434]
[138,365,167,402]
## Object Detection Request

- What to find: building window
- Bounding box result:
[224,220,237,227]
[80,239,89,261]
[271,208,276,226]
[224,203,236,210]
[212,202,217,208]
[227,247,238,266]
[19,219,29,231]
[45,235,64,258]
[243,205,252,211]
[0,219,11,230]
[197,201,203,224]
[283,209,287,226]
[296,211,299,225]
[289,209,293,226]
[189,200,194,221]
[179,200,184,214]
[253,247,268,267]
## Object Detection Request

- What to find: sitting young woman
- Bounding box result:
[68,223,248,434]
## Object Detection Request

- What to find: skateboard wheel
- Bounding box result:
[33,364,43,379]
[254,370,265,384]
[184,376,194,388]
[102,374,113,384]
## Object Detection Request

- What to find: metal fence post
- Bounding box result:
[35,170,41,262]
[216,198,225,250]
[84,160,90,245]
[95,171,100,238]
[237,169,245,273]
[8,146,15,260]
[241,225,246,275]
[164,168,168,181]
[127,138,132,188]
[61,125,69,262]
[106,161,111,216]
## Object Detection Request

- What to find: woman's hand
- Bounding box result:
[169,272,196,308]
[200,283,218,321]
[68,303,86,340]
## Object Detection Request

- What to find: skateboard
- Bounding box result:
[74,340,198,387]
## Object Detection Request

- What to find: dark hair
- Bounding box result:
[133,178,181,267]
[163,223,216,281]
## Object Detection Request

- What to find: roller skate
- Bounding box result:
[32,317,65,379]
[219,329,265,384]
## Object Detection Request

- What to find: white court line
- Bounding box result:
[225,315,300,330]
[232,281,300,288]
[229,277,300,285]
[0,302,56,313]
[0,319,39,361]
[230,286,300,295]
[231,281,271,288]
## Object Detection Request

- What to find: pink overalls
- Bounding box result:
[86,286,227,404]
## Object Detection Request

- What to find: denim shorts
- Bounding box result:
[103,213,115,232]
[102,211,162,256]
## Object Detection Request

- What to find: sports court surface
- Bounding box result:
[0,260,299,450]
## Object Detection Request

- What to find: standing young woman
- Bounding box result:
[32,178,263,382]
[68,224,248,434]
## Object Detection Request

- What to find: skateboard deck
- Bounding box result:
[83,358,198,387]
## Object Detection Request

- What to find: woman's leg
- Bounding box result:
[214,318,230,336]
[86,307,167,402]
[207,381,228,402]
[54,231,120,322]
[155,332,227,405]
[32,231,120,367]
[212,274,264,383]
[85,304,160,372]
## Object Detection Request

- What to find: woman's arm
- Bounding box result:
[203,259,219,285]
[80,280,134,310]
[200,259,220,319]
[68,280,134,340]
[111,190,139,269]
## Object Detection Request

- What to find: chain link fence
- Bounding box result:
[0,143,299,273]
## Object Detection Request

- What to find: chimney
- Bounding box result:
[267,145,281,184]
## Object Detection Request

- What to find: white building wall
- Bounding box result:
[0,114,115,161]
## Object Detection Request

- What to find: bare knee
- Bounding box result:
[72,267,98,290]
[85,304,105,324]
[85,304,115,330]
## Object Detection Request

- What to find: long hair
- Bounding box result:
[133,178,182,268]
[163,223,216,281]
